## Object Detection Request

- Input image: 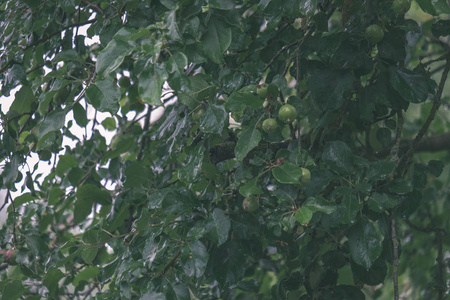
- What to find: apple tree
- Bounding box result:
[0,0,449,299]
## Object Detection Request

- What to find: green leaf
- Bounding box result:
[138,64,168,106]
[366,160,395,181]
[96,28,135,78]
[235,126,261,162]
[272,162,303,184]
[209,0,235,10]
[165,10,182,42]
[10,85,35,114]
[74,185,112,224]
[72,102,88,127]
[322,141,353,174]
[85,78,120,114]
[164,281,190,300]
[225,90,264,112]
[1,280,25,300]
[55,154,78,176]
[304,196,337,214]
[211,241,247,287]
[208,208,231,246]
[348,219,383,269]
[199,103,227,134]
[178,144,205,182]
[202,17,231,64]
[140,292,166,300]
[182,240,209,278]
[351,258,387,286]
[428,160,444,177]
[389,66,434,103]
[3,155,19,187]
[13,193,36,207]
[73,266,99,286]
[239,177,263,197]
[337,192,362,224]
[432,20,450,37]
[307,69,354,111]
[330,285,365,300]
[367,193,397,213]
[389,178,413,194]
[81,245,100,265]
[38,108,66,141]
[178,76,212,109]
[294,207,313,225]
[124,162,150,188]
[43,268,65,297]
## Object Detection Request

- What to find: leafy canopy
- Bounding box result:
[0,0,449,299]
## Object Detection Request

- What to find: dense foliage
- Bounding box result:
[0,0,449,299]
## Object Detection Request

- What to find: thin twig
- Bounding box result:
[390,212,399,300]
[397,53,450,174]
[390,110,404,163]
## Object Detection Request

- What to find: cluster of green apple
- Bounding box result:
[257,83,298,134]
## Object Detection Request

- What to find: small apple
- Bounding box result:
[257,83,269,98]
[278,104,297,123]
[242,197,259,212]
[365,24,384,44]
[300,168,311,187]
[5,249,17,265]
[392,0,410,15]
[262,118,278,133]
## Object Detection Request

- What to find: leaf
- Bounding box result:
[178,76,212,109]
[165,10,182,42]
[164,281,190,300]
[209,0,235,10]
[199,103,227,134]
[307,69,354,111]
[366,160,396,181]
[225,90,264,112]
[294,207,313,225]
[304,196,337,214]
[389,66,434,103]
[55,154,78,176]
[348,219,383,269]
[85,78,120,114]
[235,127,261,162]
[178,144,205,182]
[74,185,112,224]
[367,193,397,213]
[72,102,88,127]
[239,177,263,197]
[10,85,35,114]
[1,280,25,300]
[202,17,231,64]
[43,268,65,298]
[124,162,150,188]
[73,266,99,286]
[211,241,247,287]
[138,64,168,106]
[428,160,444,177]
[208,208,231,246]
[432,20,450,37]
[351,258,387,286]
[96,28,135,78]
[140,292,166,300]
[38,108,66,141]
[272,163,303,184]
[3,155,19,187]
[182,240,209,278]
[322,141,353,174]
[337,193,362,224]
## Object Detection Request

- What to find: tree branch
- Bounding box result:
[397,53,450,173]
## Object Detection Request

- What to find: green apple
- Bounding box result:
[392,0,410,14]
[257,83,269,98]
[242,197,259,212]
[278,104,298,123]
[262,118,278,133]
[300,168,311,187]
[365,24,384,44]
